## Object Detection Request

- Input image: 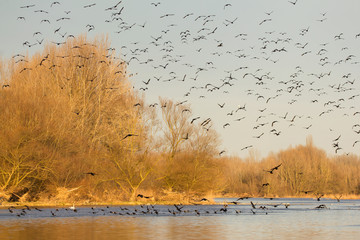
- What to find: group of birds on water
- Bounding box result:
[5,0,360,156]
[3,190,343,218]
[2,198,335,219]
[4,203,287,218]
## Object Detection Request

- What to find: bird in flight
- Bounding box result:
[315,193,324,201]
[51,2,60,7]
[259,19,272,25]
[182,133,189,140]
[223,123,230,128]
[288,0,298,5]
[84,3,96,8]
[84,172,97,176]
[241,145,253,151]
[20,4,35,8]
[265,163,282,174]
[190,117,200,124]
[333,135,341,142]
[253,133,264,139]
[160,14,174,18]
[151,2,161,7]
[121,134,138,140]
[224,3,232,10]
[137,194,151,199]
[301,190,313,194]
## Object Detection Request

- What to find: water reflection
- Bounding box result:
[1,216,223,240]
[1,199,360,240]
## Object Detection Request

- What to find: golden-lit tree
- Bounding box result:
[0,34,147,201]
[156,98,221,195]
[100,98,156,201]
[159,97,193,160]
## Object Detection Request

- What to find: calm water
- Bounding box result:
[1,198,360,240]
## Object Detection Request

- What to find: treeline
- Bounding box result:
[222,137,360,198]
[0,36,359,203]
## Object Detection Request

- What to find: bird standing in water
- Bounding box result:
[69,203,76,211]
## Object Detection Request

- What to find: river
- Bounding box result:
[1,198,360,239]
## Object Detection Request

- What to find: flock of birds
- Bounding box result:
[4,194,339,219]
[4,0,360,156]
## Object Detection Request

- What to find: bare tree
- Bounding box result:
[159,97,193,161]
[157,98,221,195]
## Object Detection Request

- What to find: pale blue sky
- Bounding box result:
[1,0,360,158]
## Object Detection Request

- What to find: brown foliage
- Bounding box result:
[0,35,143,201]
[155,98,220,196]
[221,138,360,198]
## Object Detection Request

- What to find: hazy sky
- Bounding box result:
[1,0,360,158]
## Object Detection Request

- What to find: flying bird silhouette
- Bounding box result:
[121,134,138,140]
[265,163,282,174]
